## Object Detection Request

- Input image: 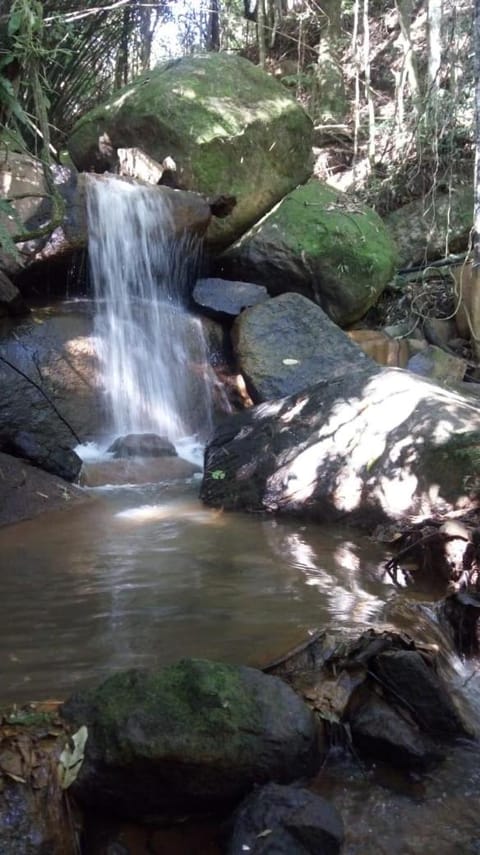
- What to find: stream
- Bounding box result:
[2,174,480,852]
[0,475,392,703]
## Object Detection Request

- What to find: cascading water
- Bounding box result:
[86,174,216,444]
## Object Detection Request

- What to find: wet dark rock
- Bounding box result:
[370,650,472,739]
[262,628,474,773]
[107,433,177,458]
[437,591,480,657]
[193,277,269,322]
[0,308,102,464]
[0,430,82,482]
[0,450,87,526]
[232,292,375,403]
[349,691,442,770]
[201,364,480,524]
[0,270,29,317]
[61,659,320,821]
[227,782,344,855]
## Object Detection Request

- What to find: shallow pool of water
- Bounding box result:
[0,477,397,703]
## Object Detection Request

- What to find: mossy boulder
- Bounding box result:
[61,659,319,821]
[384,183,473,267]
[67,53,313,249]
[217,179,398,326]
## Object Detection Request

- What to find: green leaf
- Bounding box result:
[0,54,17,70]
[8,10,23,37]
[211,469,226,480]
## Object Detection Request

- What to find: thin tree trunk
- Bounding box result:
[114,6,130,88]
[207,0,220,50]
[427,0,443,92]
[257,0,266,68]
[471,0,480,360]
[363,0,375,163]
[352,0,361,175]
[395,0,420,113]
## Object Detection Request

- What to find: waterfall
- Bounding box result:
[86,174,215,444]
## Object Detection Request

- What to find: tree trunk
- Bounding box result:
[257,0,266,68]
[395,0,420,112]
[310,0,346,123]
[114,7,131,89]
[427,0,443,92]
[471,0,480,361]
[207,0,220,50]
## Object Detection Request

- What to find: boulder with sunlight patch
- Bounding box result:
[201,365,480,525]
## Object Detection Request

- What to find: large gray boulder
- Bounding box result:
[0,149,82,276]
[232,292,375,402]
[61,659,320,821]
[0,306,100,478]
[67,53,313,248]
[0,450,87,527]
[217,180,398,326]
[201,365,480,524]
[1,151,220,284]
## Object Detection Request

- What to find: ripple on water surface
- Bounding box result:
[0,479,391,703]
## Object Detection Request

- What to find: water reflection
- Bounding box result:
[0,482,394,703]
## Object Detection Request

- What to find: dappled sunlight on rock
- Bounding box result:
[333,469,364,513]
[202,366,480,524]
[376,472,419,516]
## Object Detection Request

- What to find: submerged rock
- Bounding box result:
[80,456,200,487]
[227,782,344,855]
[61,659,320,821]
[218,180,398,326]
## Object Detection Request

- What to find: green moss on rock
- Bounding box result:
[67,53,313,248]
[219,180,398,326]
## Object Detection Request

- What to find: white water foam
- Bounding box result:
[86,175,216,445]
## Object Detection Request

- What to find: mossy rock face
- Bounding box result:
[61,659,319,820]
[218,180,398,327]
[67,54,313,249]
